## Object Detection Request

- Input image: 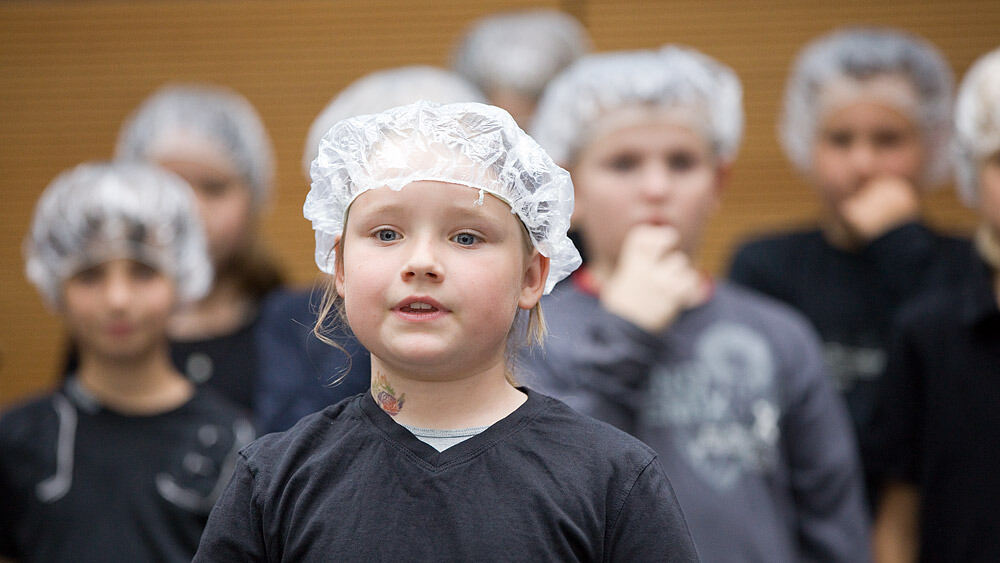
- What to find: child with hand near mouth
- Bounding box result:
[526,46,868,562]
[194,101,698,562]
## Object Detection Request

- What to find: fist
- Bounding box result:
[839,176,920,243]
[600,224,708,333]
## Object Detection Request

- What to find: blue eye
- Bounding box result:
[452,232,479,246]
[376,229,400,242]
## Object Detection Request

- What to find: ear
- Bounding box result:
[714,161,733,196]
[333,235,346,299]
[518,252,549,310]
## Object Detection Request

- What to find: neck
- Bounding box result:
[76,343,193,415]
[369,356,526,430]
[168,275,254,340]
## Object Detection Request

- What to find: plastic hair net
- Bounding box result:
[452,9,591,100]
[954,47,1000,207]
[780,27,954,186]
[302,65,487,177]
[305,101,581,294]
[25,162,212,308]
[115,84,275,207]
[531,46,744,166]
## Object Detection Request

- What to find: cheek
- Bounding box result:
[882,144,925,179]
[979,165,1000,223]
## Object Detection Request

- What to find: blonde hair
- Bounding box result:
[312,214,546,386]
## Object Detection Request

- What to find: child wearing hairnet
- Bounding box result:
[452,9,590,127]
[255,66,487,434]
[0,162,253,562]
[869,47,1000,562]
[193,101,698,561]
[525,47,869,561]
[112,84,285,414]
[727,28,971,507]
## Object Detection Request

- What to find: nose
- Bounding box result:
[401,236,443,283]
[102,269,134,310]
[848,141,878,182]
[639,162,672,201]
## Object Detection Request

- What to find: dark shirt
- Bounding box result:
[0,380,254,563]
[871,254,1000,562]
[253,288,370,434]
[194,389,699,562]
[729,222,970,498]
[171,317,259,413]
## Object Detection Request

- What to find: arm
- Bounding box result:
[780,322,872,562]
[193,453,267,562]
[605,458,700,562]
[873,482,919,563]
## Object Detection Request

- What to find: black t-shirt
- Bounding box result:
[194,389,700,562]
[0,380,254,563]
[729,224,970,450]
[870,256,1000,562]
[171,317,259,413]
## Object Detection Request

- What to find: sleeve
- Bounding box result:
[0,421,19,559]
[604,458,700,562]
[862,222,940,303]
[193,453,268,562]
[779,322,872,562]
[521,304,663,434]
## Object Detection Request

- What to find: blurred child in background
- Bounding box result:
[526,47,868,561]
[871,46,1000,563]
[254,66,486,434]
[452,8,590,127]
[1,162,252,562]
[727,28,969,505]
[114,84,284,414]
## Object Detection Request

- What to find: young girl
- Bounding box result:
[114,84,284,413]
[194,101,698,561]
[256,66,486,434]
[727,28,969,504]
[0,162,253,562]
[871,46,1000,563]
[526,47,868,561]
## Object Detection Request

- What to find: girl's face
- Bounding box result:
[336,181,547,380]
[62,258,176,362]
[979,151,1000,230]
[810,92,925,211]
[155,150,254,268]
[570,116,724,271]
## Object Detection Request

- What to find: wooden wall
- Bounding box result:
[2,0,997,406]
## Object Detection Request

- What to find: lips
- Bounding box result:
[393,296,449,320]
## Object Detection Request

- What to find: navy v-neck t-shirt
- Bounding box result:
[195,389,699,562]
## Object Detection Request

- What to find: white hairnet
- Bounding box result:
[305,101,580,294]
[954,47,1000,207]
[780,27,954,186]
[302,66,486,177]
[115,84,275,207]
[452,9,591,100]
[25,162,212,308]
[531,46,744,165]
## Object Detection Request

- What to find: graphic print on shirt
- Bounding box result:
[156,418,255,513]
[822,341,886,392]
[643,322,781,491]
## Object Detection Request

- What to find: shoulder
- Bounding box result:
[711,281,820,342]
[239,394,366,476]
[528,392,658,468]
[732,228,822,263]
[893,289,961,340]
[0,393,59,437]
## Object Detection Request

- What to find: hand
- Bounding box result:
[600,225,707,334]
[839,176,920,243]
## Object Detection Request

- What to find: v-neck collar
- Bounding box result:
[355,387,549,470]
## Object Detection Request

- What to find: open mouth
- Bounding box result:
[399,302,439,313]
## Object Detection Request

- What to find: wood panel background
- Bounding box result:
[2,0,997,407]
